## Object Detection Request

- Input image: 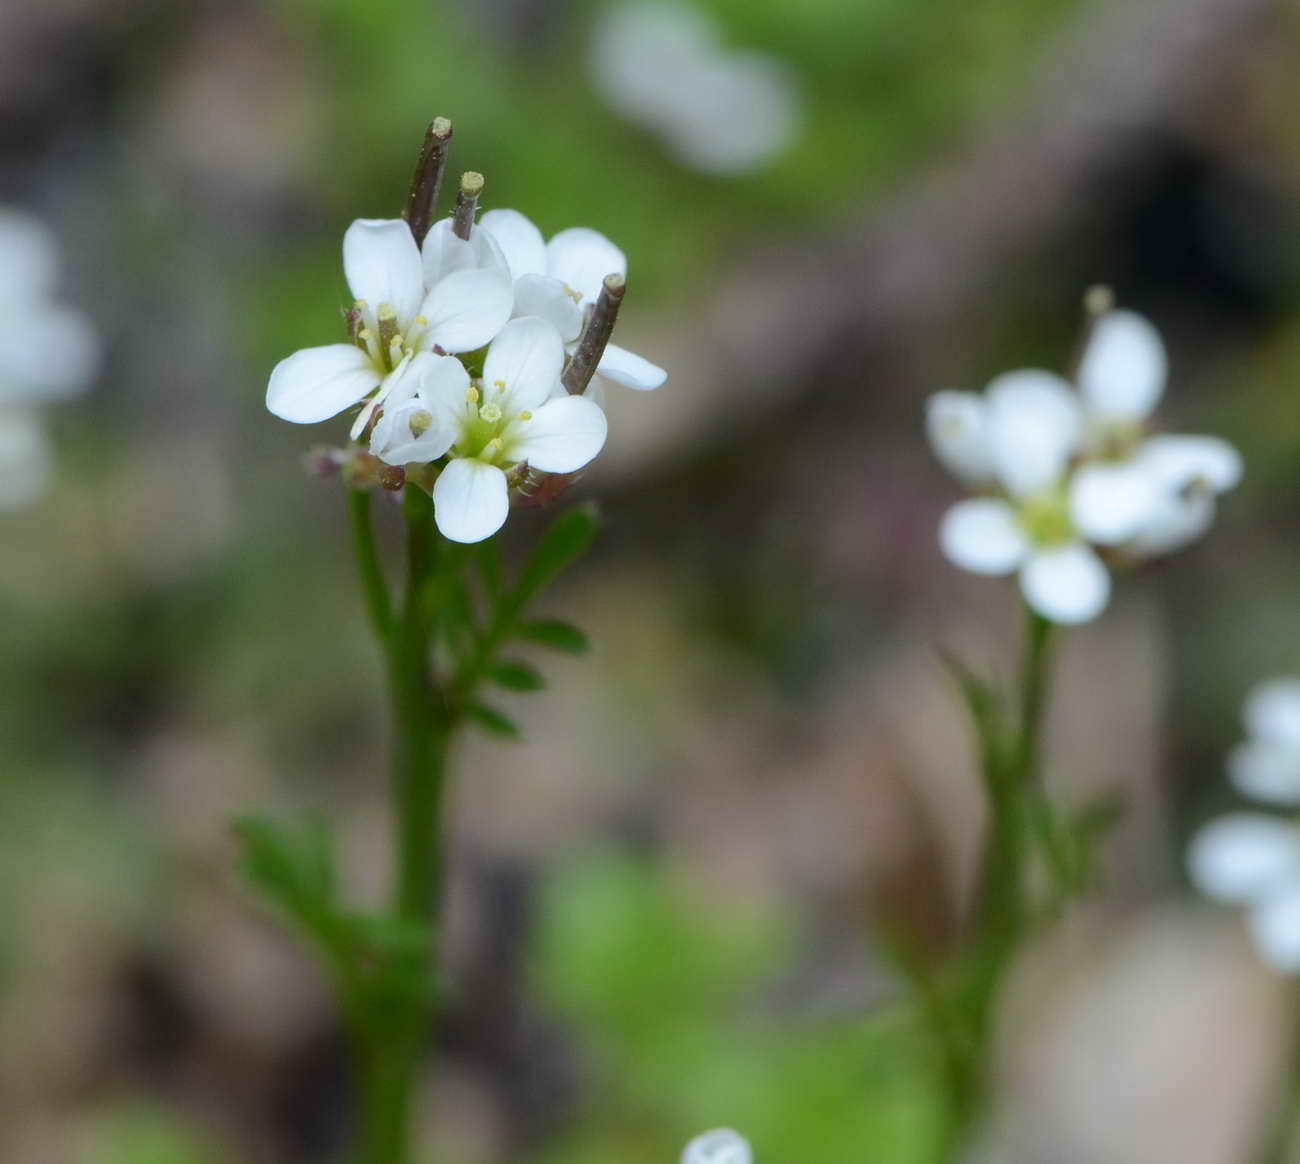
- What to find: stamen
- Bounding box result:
[465,385,480,405]
[409,409,434,437]
[518,410,533,421]
[493,379,506,394]
[358,327,382,364]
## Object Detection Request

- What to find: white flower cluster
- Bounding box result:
[927,307,1241,624]
[267,209,665,543]
[590,2,802,175]
[1189,679,1300,974]
[681,1128,752,1164]
[0,208,99,509]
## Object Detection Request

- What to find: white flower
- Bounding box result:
[1189,813,1300,974]
[1069,310,1240,551]
[931,372,1111,625]
[0,208,99,507]
[477,208,666,399]
[1189,679,1300,974]
[680,1129,752,1164]
[590,2,802,175]
[380,316,607,543]
[266,218,513,436]
[1226,678,1300,806]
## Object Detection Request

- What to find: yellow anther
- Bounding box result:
[376,302,397,320]
[518,410,533,421]
[493,379,506,393]
[414,315,428,326]
[358,328,374,341]
[484,438,502,455]
[465,385,480,404]
[409,409,434,436]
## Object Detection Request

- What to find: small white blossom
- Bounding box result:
[931,371,1110,625]
[928,302,1241,624]
[681,1128,752,1164]
[266,218,513,435]
[590,2,802,175]
[371,316,607,544]
[478,208,666,402]
[0,208,99,507]
[1189,679,1300,974]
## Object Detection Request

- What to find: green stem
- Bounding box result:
[350,490,394,642]
[348,484,454,1164]
[939,607,1062,1160]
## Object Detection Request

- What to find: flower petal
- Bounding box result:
[513,274,585,343]
[0,208,60,299]
[482,316,566,411]
[343,219,424,327]
[926,391,993,488]
[0,304,100,402]
[266,344,380,424]
[1250,885,1300,974]
[371,400,455,466]
[507,395,608,473]
[1136,434,1242,496]
[596,342,666,391]
[1078,309,1166,420]
[1244,678,1300,750]
[432,458,509,543]
[478,209,547,281]
[938,498,1028,575]
[1229,741,1300,807]
[0,410,52,509]
[420,267,514,354]
[421,218,509,286]
[985,370,1081,498]
[680,1129,753,1164]
[1068,459,1159,545]
[1127,489,1215,557]
[1020,543,1110,625]
[409,352,473,430]
[545,227,626,306]
[1188,813,1300,903]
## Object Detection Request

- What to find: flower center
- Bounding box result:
[454,381,534,465]
[354,300,423,374]
[1017,489,1074,547]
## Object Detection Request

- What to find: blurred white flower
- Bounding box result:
[0,207,99,508]
[1189,678,1300,974]
[931,372,1111,625]
[374,316,606,543]
[477,208,666,401]
[590,2,802,176]
[266,218,513,435]
[681,1128,752,1164]
[1227,678,1300,807]
[1070,309,1241,552]
[928,302,1242,623]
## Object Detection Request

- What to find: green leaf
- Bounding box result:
[517,618,590,654]
[467,702,521,739]
[233,815,340,944]
[515,503,600,604]
[490,660,546,691]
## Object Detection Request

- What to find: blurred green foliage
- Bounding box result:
[529,854,944,1164]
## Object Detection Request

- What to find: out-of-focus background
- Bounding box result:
[2,0,1299,1160]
